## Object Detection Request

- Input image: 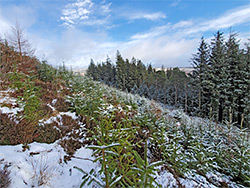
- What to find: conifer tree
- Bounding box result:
[208,32,227,122]
[87,59,99,80]
[127,57,138,91]
[242,40,250,128]
[225,31,246,125]
[191,37,210,117]
[115,51,126,90]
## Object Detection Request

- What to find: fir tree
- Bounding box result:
[115,51,126,90]
[225,31,246,125]
[191,37,210,117]
[209,31,227,122]
[242,40,250,128]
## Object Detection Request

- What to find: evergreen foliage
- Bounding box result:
[190,31,249,128]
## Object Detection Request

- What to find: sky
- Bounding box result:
[0,0,249,68]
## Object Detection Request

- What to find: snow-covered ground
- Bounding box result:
[0,142,243,188]
[0,142,98,188]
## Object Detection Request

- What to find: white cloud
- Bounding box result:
[0,16,10,38]
[60,0,111,28]
[185,5,250,34]
[1,5,37,29]
[131,25,170,40]
[118,5,250,67]
[128,12,167,21]
[32,27,119,68]
[121,37,198,67]
[131,5,250,41]
[171,0,182,7]
[100,2,112,14]
[172,20,193,29]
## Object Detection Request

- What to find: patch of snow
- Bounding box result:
[0,106,23,115]
[0,90,23,115]
[59,111,78,120]
[51,99,57,106]
[155,170,177,187]
[47,103,56,111]
[39,111,78,126]
[0,142,99,188]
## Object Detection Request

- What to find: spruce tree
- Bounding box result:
[87,59,99,81]
[209,31,227,122]
[243,40,250,128]
[191,37,210,117]
[225,32,248,126]
[224,31,242,124]
[115,51,126,90]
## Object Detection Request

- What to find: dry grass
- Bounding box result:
[29,154,57,187]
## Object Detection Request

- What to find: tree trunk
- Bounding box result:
[198,90,201,116]
[174,85,178,106]
[185,83,187,113]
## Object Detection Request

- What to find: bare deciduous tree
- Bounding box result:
[8,21,35,62]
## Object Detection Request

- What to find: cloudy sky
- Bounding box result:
[0,0,249,68]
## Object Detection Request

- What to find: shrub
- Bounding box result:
[37,61,57,82]
[0,113,37,145]
[33,123,60,144]
[0,164,11,188]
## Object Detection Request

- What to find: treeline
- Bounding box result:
[87,31,249,128]
[87,54,193,112]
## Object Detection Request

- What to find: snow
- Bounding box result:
[0,106,22,115]
[0,142,99,188]
[154,170,177,187]
[0,90,23,121]
[1,141,242,188]
[39,111,78,126]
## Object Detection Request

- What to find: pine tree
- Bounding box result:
[225,31,248,126]
[169,68,187,107]
[209,31,227,122]
[136,60,147,86]
[126,57,138,91]
[115,51,126,90]
[87,59,99,80]
[242,40,250,128]
[191,37,210,117]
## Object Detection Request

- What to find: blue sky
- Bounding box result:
[0,0,249,68]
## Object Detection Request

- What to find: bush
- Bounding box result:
[37,61,57,82]
[0,113,37,145]
[0,165,11,188]
[33,123,61,144]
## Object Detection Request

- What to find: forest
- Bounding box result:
[87,31,250,128]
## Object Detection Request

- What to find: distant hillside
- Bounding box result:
[73,68,87,76]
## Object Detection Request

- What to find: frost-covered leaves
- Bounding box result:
[147,108,250,187]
